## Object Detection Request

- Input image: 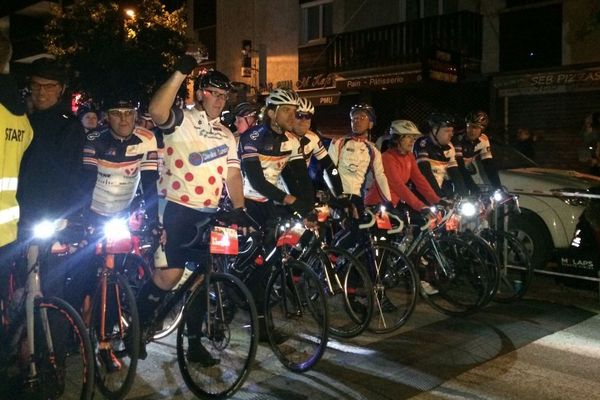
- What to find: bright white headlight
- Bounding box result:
[493,190,504,202]
[104,218,130,240]
[33,220,56,239]
[379,205,386,213]
[459,202,477,217]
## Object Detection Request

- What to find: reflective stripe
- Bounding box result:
[0,206,20,224]
[0,177,18,192]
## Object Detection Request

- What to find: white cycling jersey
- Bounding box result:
[328,136,391,201]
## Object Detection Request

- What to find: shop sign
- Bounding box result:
[494,67,600,96]
[335,71,421,91]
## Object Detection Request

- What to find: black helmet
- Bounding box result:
[426,113,455,131]
[194,69,233,92]
[233,101,261,117]
[465,110,489,129]
[349,103,376,124]
[30,58,67,84]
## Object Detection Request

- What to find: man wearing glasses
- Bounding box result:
[18,58,86,233]
[328,103,391,212]
[288,97,343,197]
[139,56,250,365]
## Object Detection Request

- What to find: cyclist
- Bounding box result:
[414,113,467,198]
[0,32,33,266]
[239,88,314,340]
[288,97,343,197]
[365,120,440,212]
[453,110,502,193]
[328,103,392,212]
[139,56,250,365]
[233,101,261,139]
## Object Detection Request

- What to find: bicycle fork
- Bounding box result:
[24,245,55,384]
[98,254,124,351]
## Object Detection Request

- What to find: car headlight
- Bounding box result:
[104,218,130,240]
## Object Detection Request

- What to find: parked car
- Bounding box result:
[472,142,600,269]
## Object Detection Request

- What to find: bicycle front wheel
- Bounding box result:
[354,243,418,334]
[482,229,533,302]
[35,296,95,400]
[177,272,258,399]
[89,273,139,400]
[416,236,490,316]
[306,246,373,338]
[265,259,328,372]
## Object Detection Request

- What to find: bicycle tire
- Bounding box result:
[354,242,418,334]
[458,232,500,307]
[264,259,328,372]
[90,273,139,400]
[481,230,534,302]
[415,236,490,316]
[35,296,95,400]
[177,272,258,399]
[306,246,373,338]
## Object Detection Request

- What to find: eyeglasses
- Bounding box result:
[351,115,369,122]
[203,89,229,101]
[296,112,313,120]
[108,109,135,118]
[30,82,60,92]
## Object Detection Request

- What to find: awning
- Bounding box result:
[296,88,341,106]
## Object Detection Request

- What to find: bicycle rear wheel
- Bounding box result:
[306,246,373,338]
[482,230,533,302]
[177,272,258,399]
[90,273,139,400]
[264,260,328,372]
[354,243,418,334]
[34,296,95,400]
[416,236,490,316]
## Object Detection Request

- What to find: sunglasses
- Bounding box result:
[296,112,313,120]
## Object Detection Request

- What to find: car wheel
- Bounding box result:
[508,210,553,270]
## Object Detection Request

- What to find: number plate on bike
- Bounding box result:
[210,227,239,255]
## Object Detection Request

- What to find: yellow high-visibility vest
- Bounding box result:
[1,103,33,247]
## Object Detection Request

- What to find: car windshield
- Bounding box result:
[490,141,538,170]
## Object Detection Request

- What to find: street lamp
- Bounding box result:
[124,8,135,18]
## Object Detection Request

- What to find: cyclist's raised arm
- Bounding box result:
[149,55,197,126]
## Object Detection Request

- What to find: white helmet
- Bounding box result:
[297,97,315,115]
[389,120,421,136]
[266,88,299,107]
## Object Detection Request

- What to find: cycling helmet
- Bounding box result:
[426,113,455,130]
[233,101,261,117]
[194,69,233,92]
[349,103,376,123]
[389,120,421,136]
[265,88,299,107]
[297,97,315,115]
[465,110,489,129]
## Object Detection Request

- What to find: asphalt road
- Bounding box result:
[118,274,600,400]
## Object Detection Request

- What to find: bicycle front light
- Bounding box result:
[492,190,504,202]
[104,218,130,240]
[459,201,477,217]
[33,220,57,239]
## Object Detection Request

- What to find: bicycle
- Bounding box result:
[0,219,94,400]
[228,210,330,372]
[86,217,141,400]
[142,211,258,399]
[326,204,419,334]
[388,204,491,316]
[454,189,533,302]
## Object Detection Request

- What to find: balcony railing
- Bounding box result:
[299,11,482,78]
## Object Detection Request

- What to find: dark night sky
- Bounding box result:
[161,0,185,12]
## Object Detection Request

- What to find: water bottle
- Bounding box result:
[172,262,196,290]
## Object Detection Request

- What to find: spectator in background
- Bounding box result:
[514,127,536,159]
[76,104,99,133]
